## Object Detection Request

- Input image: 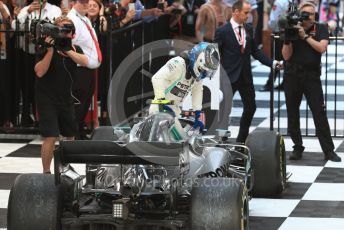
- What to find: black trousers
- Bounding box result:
[284,66,334,153]
[72,67,95,137]
[232,76,257,143]
[0,60,11,125]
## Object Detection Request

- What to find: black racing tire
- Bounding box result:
[190,178,249,230]
[7,173,61,230]
[245,130,286,197]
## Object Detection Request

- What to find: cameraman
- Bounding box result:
[282,1,341,162]
[34,16,88,173]
[14,0,61,126]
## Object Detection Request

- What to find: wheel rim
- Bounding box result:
[279,136,287,190]
[241,186,249,230]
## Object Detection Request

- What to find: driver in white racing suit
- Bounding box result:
[149,42,220,139]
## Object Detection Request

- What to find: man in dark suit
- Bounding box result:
[214,0,282,143]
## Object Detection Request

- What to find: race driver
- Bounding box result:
[149,42,220,139]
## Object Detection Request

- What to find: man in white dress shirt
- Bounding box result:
[68,0,101,139]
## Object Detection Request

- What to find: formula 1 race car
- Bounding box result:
[7,101,286,230]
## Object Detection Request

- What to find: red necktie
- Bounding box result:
[83,20,102,63]
[238,25,242,40]
[238,26,244,53]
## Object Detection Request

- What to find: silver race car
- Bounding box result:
[7,104,286,230]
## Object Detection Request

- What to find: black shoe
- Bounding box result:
[259,84,272,92]
[20,117,35,127]
[78,134,90,140]
[324,151,342,162]
[289,146,305,160]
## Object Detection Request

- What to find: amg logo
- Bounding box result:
[197,162,231,178]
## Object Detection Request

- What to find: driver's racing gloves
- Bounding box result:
[163,105,175,117]
[193,110,204,131]
[155,98,175,116]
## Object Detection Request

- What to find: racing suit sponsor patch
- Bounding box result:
[169,82,190,98]
[167,59,182,72]
[170,86,188,98]
[167,63,176,72]
[177,82,190,90]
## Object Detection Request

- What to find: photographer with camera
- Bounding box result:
[164,0,187,35]
[14,0,61,126]
[282,1,341,162]
[34,16,88,174]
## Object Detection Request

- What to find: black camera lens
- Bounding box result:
[61,29,72,33]
[61,24,75,34]
[300,11,311,20]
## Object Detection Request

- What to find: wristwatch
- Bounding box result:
[303,34,310,40]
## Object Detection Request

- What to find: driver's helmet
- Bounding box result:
[188,42,220,80]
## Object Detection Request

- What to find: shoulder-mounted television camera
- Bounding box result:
[278,0,314,41]
[30,19,75,49]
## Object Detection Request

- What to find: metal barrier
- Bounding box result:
[103,16,173,126]
[0,18,32,133]
[270,35,344,137]
[0,16,171,134]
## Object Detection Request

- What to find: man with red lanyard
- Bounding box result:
[68,0,102,139]
[215,0,282,143]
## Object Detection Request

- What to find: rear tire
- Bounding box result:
[246,130,286,197]
[7,174,61,230]
[190,178,249,230]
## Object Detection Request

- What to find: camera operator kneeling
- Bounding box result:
[34,16,89,173]
[282,2,341,162]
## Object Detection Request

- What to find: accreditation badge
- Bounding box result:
[0,26,6,59]
[0,46,6,60]
[187,14,194,25]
